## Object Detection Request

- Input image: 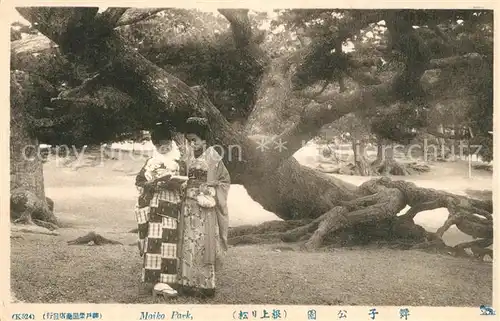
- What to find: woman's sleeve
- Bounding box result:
[211,159,230,209]
[135,159,151,242]
[135,206,149,242]
[216,160,230,187]
[214,159,230,251]
[135,159,151,188]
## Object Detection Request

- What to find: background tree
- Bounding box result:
[11,8,493,254]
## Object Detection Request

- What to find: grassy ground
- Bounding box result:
[10,147,493,305]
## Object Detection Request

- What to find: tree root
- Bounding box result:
[280,216,327,242]
[228,220,311,238]
[32,219,58,231]
[11,224,60,236]
[227,177,493,255]
[11,188,59,227]
[13,215,33,225]
[302,207,350,251]
[13,215,59,231]
[67,232,123,245]
[377,177,493,237]
[229,233,286,246]
[453,238,493,261]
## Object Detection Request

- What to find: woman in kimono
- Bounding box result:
[134,122,185,299]
[177,117,231,298]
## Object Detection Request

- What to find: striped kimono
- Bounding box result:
[134,150,184,288]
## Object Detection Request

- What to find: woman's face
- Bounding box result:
[186,133,205,151]
[154,139,172,155]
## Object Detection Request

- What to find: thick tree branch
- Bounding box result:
[429,53,484,69]
[265,54,482,161]
[317,11,386,50]
[217,9,252,48]
[219,8,270,73]
[384,11,431,102]
[115,8,165,27]
[50,73,104,103]
[271,82,394,160]
[429,23,452,44]
[347,69,382,86]
[17,7,99,46]
[256,10,447,162]
[11,34,56,55]
[215,8,269,123]
[244,11,385,137]
[97,7,128,27]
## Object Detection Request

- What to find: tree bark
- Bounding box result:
[10,70,58,226]
[351,136,375,176]
[10,89,46,200]
[372,138,384,168]
[372,139,411,175]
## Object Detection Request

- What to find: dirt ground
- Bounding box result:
[10,146,493,305]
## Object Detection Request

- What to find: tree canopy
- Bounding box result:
[11,8,493,160]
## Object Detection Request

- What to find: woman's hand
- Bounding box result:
[196,194,216,208]
[199,183,210,194]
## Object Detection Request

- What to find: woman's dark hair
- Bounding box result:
[150,122,174,146]
[185,117,209,141]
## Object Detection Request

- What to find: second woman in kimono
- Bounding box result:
[177,117,231,298]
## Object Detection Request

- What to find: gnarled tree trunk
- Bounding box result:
[372,139,411,176]
[10,70,58,228]
[352,138,375,176]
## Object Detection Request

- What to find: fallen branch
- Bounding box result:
[67,231,123,245]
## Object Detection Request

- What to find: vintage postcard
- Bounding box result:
[1,2,497,321]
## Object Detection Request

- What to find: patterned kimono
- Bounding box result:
[134,149,184,288]
[178,146,230,294]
